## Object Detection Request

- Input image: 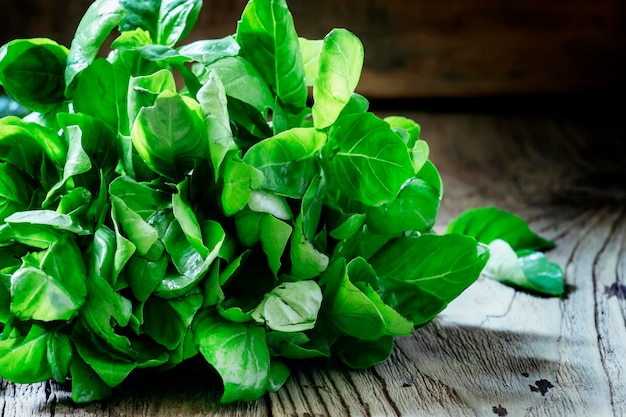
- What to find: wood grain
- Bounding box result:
[2,0,625,98]
[1,107,624,416]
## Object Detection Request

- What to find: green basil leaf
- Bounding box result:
[484,239,564,296]
[0,116,67,177]
[0,162,34,222]
[259,214,292,277]
[326,112,414,207]
[69,354,112,403]
[0,322,52,383]
[46,329,73,383]
[131,90,208,180]
[267,359,290,392]
[298,37,323,87]
[290,215,329,280]
[252,280,322,332]
[192,309,270,403]
[72,59,124,131]
[312,29,363,129]
[266,331,330,359]
[335,335,394,369]
[10,237,87,322]
[0,38,68,112]
[203,56,274,113]
[65,0,127,92]
[178,36,241,65]
[322,259,385,340]
[71,320,136,387]
[221,154,264,217]
[243,128,324,198]
[370,234,489,325]
[120,0,202,47]
[127,69,177,129]
[196,70,237,178]
[143,290,203,350]
[79,270,134,356]
[366,177,440,235]
[236,0,307,110]
[126,254,168,302]
[446,206,556,251]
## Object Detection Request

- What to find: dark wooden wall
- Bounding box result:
[3,0,625,98]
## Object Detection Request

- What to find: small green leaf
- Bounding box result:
[259,214,292,277]
[47,329,73,383]
[143,290,203,350]
[484,239,564,296]
[252,281,323,332]
[221,154,264,217]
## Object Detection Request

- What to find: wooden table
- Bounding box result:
[2,105,624,416]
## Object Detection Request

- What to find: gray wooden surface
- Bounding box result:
[1,108,624,416]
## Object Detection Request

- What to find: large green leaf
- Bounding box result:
[143,290,203,350]
[0,162,34,222]
[203,57,274,113]
[322,259,385,340]
[244,127,325,198]
[446,206,555,251]
[236,0,307,110]
[312,29,364,129]
[65,0,127,92]
[10,237,87,322]
[326,113,414,207]
[131,90,208,180]
[0,38,68,112]
[366,177,440,235]
[120,0,202,46]
[0,323,52,383]
[192,309,270,403]
[0,116,67,177]
[177,36,240,65]
[370,234,489,324]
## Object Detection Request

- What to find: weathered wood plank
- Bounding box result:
[2,0,625,97]
[1,109,625,416]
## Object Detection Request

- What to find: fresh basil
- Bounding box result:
[2,0,562,405]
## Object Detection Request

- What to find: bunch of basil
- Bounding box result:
[0,0,491,403]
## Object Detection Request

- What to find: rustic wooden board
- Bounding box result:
[1,108,624,416]
[3,0,625,98]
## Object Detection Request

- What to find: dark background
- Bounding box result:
[2,0,625,104]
